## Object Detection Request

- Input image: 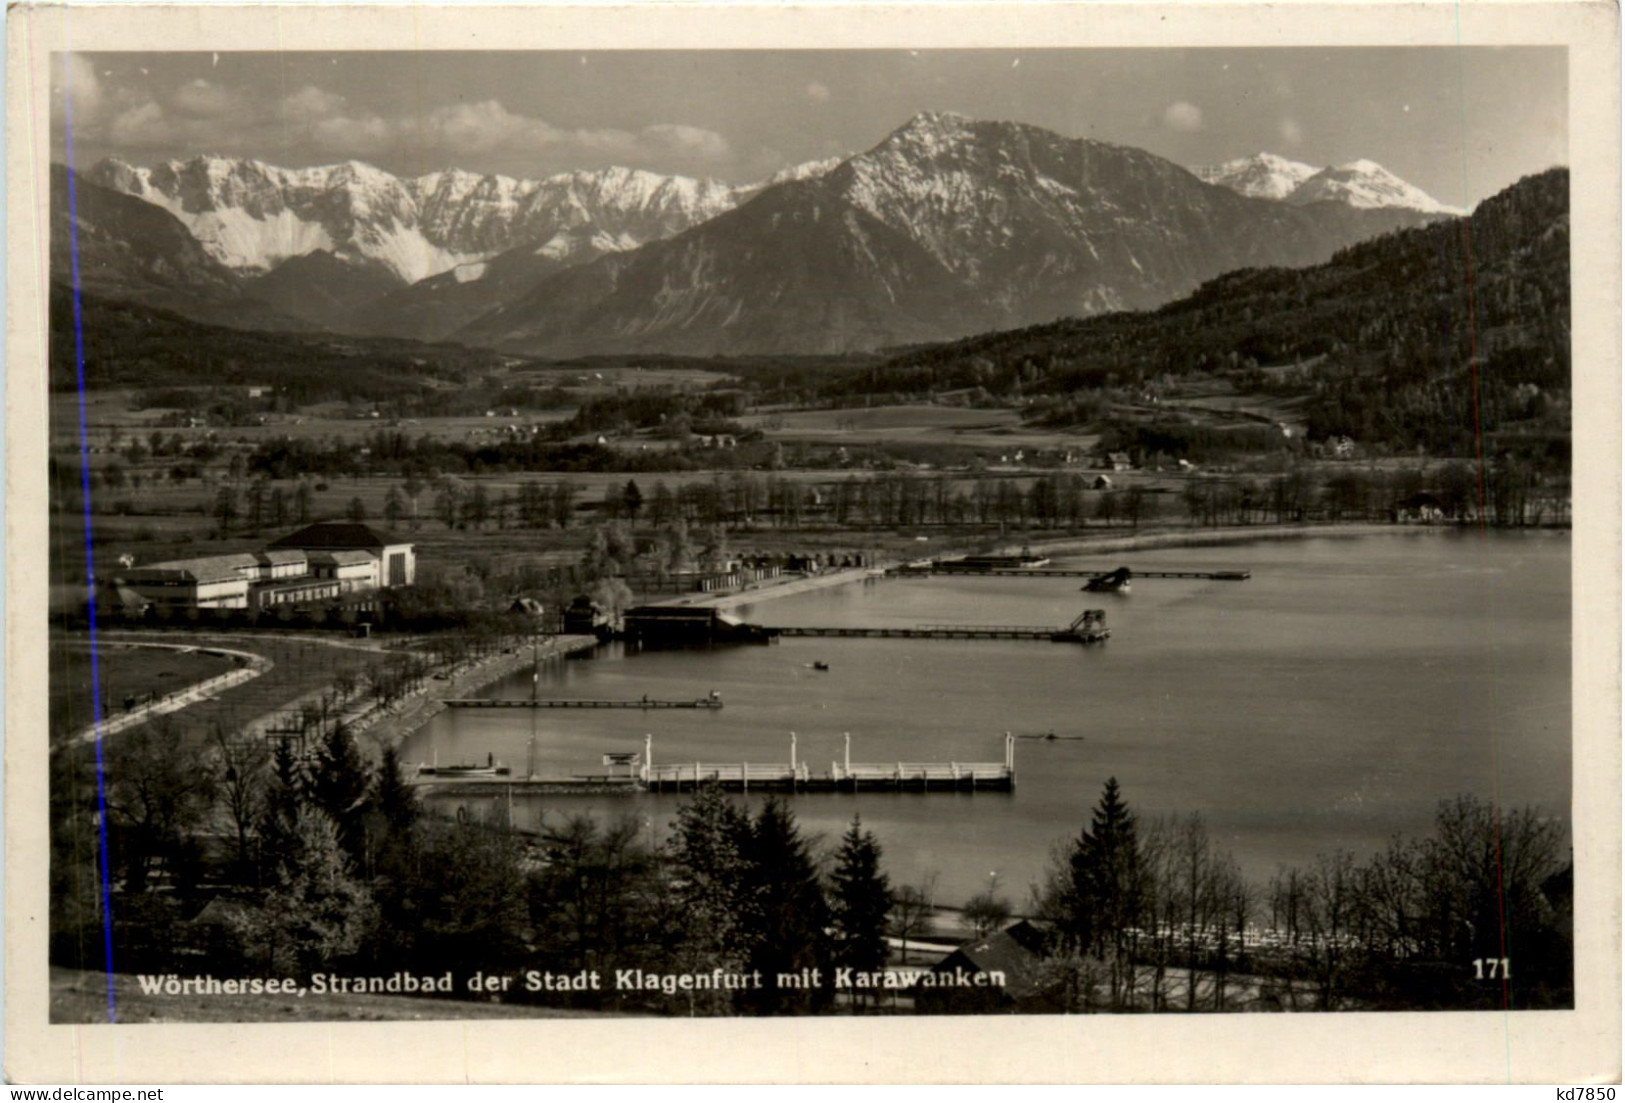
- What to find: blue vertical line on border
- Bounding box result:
[62,52,119,1023]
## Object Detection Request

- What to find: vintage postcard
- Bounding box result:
[4,0,1619,1085]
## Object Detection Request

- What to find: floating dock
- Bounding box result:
[641,761,1013,793]
[641,732,1017,793]
[443,697,723,710]
[412,733,1019,795]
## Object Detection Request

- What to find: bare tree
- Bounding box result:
[889,876,939,964]
[211,721,271,882]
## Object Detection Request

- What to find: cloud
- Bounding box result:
[53,55,104,124]
[281,85,348,123]
[107,101,173,148]
[1162,101,1204,133]
[1278,118,1305,146]
[59,71,737,177]
[310,113,395,157]
[169,79,241,119]
[408,99,564,155]
[641,123,731,162]
[804,81,831,104]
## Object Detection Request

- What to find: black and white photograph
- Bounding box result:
[6,0,1619,1085]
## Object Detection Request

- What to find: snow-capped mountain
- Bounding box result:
[1194,152,1463,215]
[49,164,306,332]
[456,113,1437,357]
[1193,153,1318,201]
[1285,159,1465,215]
[86,156,755,286]
[87,154,845,291]
[87,157,467,283]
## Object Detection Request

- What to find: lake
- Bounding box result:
[403,531,1572,906]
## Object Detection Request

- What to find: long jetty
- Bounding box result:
[915,564,1251,581]
[443,697,723,710]
[640,732,1017,793]
[768,608,1109,644]
[412,733,1019,795]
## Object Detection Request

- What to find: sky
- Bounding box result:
[52,48,1567,209]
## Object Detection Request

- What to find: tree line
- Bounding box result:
[52,716,1572,1016]
[1029,780,1572,1012]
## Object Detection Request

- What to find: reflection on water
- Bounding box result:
[404,532,1571,905]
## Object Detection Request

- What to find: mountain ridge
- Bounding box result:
[453,113,1442,356]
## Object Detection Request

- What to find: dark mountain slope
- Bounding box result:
[457,178,994,356]
[843,169,1569,456]
[49,164,301,333]
[48,286,513,404]
[244,250,402,333]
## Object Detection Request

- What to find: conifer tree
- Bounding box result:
[258,738,306,886]
[670,784,753,956]
[310,723,369,863]
[373,744,418,838]
[739,798,832,1014]
[1067,777,1145,1006]
[249,808,376,973]
[829,816,893,1003]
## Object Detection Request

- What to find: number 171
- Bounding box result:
[1473,957,1511,979]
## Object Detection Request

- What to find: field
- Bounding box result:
[52,630,412,747]
[50,389,577,451]
[745,403,1100,453]
[50,641,239,738]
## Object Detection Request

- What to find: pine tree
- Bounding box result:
[310,723,369,864]
[828,816,893,1004]
[670,784,752,956]
[246,808,376,973]
[1066,777,1144,1007]
[373,744,418,838]
[739,798,833,1014]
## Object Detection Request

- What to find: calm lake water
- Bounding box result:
[404,531,1571,906]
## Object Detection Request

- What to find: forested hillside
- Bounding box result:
[48,287,513,406]
[838,169,1569,462]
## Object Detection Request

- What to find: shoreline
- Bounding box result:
[679,521,1557,611]
[687,567,882,611]
[1007,521,1434,560]
[356,634,599,754]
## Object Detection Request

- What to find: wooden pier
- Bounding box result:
[641,761,1014,793]
[412,734,1018,795]
[443,696,723,710]
[637,734,1014,792]
[768,608,1109,644]
[640,732,1018,793]
[913,564,1251,581]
